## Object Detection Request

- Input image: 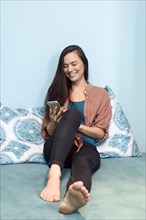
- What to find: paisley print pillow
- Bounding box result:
[0,106,46,164]
[97,86,142,158]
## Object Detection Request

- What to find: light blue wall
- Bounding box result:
[1,1,145,152]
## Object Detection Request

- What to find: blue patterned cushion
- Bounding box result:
[0,86,142,164]
[0,106,46,164]
[97,86,142,158]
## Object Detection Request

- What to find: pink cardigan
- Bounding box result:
[42,83,112,150]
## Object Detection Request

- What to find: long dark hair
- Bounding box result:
[44,45,88,106]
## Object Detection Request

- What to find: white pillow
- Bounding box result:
[0,106,45,164]
[0,139,45,164]
[97,86,142,158]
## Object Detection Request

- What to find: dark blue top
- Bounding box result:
[68,100,96,147]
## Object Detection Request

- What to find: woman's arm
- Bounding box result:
[78,124,105,140]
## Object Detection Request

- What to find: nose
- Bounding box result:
[67,65,73,72]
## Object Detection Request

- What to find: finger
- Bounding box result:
[63,109,67,113]
[57,107,64,116]
[49,108,53,116]
[57,115,62,123]
[50,107,58,117]
[55,110,63,123]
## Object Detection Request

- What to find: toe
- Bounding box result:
[81,186,88,194]
[40,193,44,200]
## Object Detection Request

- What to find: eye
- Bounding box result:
[72,62,77,66]
[63,64,68,69]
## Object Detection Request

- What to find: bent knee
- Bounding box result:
[64,108,81,122]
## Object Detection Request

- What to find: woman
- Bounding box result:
[40,45,112,214]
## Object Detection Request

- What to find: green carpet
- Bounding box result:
[1,154,145,220]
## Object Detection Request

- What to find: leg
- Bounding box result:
[40,163,61,202]
[59,142,100,214]
[43,108,81,167]
[40,133,62,202]
[48,108,81,168]
[67,142,100,192]
[40,108,81,202]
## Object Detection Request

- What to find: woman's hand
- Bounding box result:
[46,106,64,136]
[49,106,64,124]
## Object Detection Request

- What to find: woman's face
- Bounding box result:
[63,51,85,83]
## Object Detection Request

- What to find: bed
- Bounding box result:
[0,86,145,220]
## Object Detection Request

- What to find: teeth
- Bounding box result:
[68,72,76,77]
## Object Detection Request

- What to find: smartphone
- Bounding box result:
[47,101,61,112]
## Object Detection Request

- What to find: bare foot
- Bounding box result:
[59,181,90,214]
[40,164,61,202]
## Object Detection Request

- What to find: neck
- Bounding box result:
[71,80,87,91]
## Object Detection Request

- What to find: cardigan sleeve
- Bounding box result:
[93,88,112,139]
[84,86,112,141]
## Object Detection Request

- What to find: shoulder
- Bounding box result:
[86,83,109,98]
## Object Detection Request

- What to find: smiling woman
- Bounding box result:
[40,45,112,214]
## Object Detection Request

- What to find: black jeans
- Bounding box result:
[43,108,101,192]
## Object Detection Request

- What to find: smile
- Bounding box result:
[67,72,77,78]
